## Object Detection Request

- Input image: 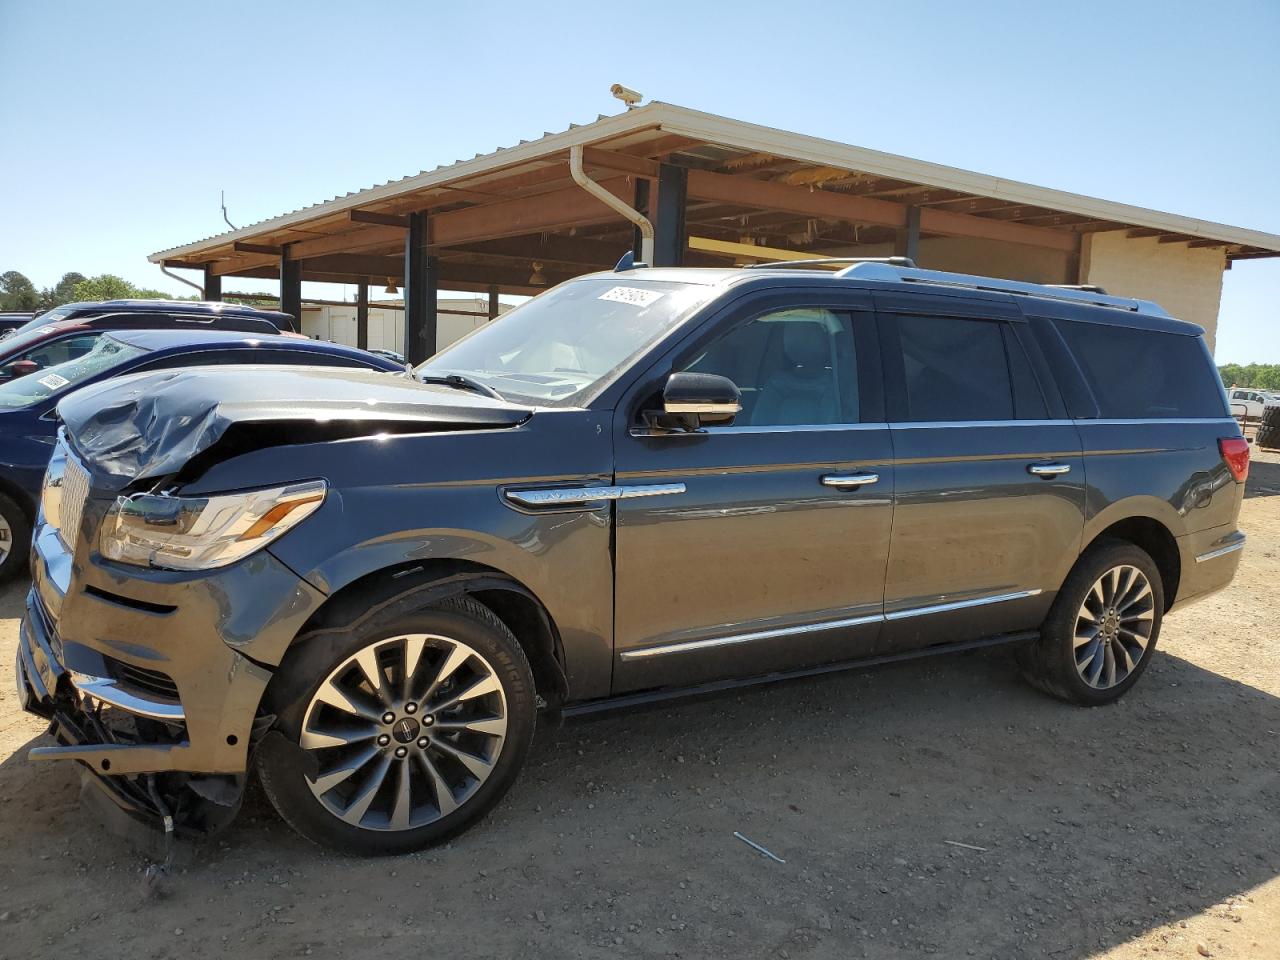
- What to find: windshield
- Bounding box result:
[0,334,146,410]
[416,278,715,403]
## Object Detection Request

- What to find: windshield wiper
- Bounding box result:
[419,373,505,402]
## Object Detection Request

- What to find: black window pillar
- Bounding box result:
[404,212,437,365]
[202,266,221,302]
[653,164,688,267]
[356,280,369,350]
[279,246,302,333]
[894,206,921,264]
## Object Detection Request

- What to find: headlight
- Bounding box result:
[100,480,326,570]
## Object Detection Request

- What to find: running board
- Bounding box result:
[562,630,1039,719]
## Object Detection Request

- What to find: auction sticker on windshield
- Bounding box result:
[598,286,664,307]
[39,373,70,390]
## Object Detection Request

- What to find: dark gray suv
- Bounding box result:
[16,260,1248,855]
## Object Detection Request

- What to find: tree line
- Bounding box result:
[1218,364,1280,391]
[1,269,183,312]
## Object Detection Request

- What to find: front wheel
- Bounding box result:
[1019,540,1164,706]
[258,596,537,855]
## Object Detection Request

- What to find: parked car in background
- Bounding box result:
[0,312,35,338]
[1227,387,1274,419]
[0,300,297,384]
[17,261,1246,855]
[370,347,407,365]
[0,329,402,581]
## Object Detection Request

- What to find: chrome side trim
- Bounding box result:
[505,483,686,508]
[619,612,883,661]
[884,589,1042,621]
[70,671,185,722]
[890,417,1238,429]
[621,589,1043,660]
[1195,536,1246,564]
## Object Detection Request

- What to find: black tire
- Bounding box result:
[1261,404,1280,428]
[1018,539,1164,706]
[1257,421,1280,451]
[257,595,537,855]
[0,491,32,583]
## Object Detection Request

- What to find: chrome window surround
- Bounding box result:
[620,589,1042,661]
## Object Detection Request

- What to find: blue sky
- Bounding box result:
[1,0,1277,362]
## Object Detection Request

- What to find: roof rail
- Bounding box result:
[742,256,917,270]
[836,263,1170,317]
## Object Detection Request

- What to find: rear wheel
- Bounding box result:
[0,492,31,583]
[257,596,537,855]
[1019,540,1163,705]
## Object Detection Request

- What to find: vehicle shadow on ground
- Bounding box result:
[1246,455,1280,498]
[2,576,1277,959]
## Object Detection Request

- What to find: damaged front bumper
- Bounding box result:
[16,505,326,835]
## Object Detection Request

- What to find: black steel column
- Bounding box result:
[653,163,688,267]
[894,206,921,264]
[488,285,499,321]
[404,212,437,364]
[279,247,302,332]
[632,178,651,261]
[202,266,221,302]
[356,281,369,350]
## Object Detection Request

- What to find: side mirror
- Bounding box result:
[645,372,741,431]
[6,359,39,379]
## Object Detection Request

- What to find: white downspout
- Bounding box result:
[569,144,654,265]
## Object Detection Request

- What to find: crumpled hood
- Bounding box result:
[58,365,533,483]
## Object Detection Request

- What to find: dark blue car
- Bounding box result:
[0,328,402,579]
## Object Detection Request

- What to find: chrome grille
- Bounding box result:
[57,451,91,548]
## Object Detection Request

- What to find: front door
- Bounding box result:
[611,292,893,693]
[873,291,1086,650]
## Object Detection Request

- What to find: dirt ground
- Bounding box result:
[1,456,1278,960]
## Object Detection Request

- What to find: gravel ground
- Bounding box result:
[0,454,1277,960]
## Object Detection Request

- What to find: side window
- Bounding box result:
[1055,320,1227,419]
[894,315,1045,422]
[681,308,859,426]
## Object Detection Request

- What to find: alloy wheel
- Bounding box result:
[300,634,508,831]
[0,511,10,565]
[1073,565,1155,689]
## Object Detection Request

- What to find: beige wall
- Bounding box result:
[822,236,1071,284]
[1081,232,1226,349]
[300,297,507,354]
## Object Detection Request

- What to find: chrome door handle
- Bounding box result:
[821,473,879,489]
[1028,463,1071,477]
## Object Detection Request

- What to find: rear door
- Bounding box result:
[874,290,1085,650]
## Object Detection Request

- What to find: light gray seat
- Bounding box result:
[751,321,840,426]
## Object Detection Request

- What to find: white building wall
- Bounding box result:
[300,297,506,354]
[1081,232,1226,349]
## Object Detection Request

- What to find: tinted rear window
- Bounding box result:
[1055,320,1226,419]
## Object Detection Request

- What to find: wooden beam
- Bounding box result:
[687,168,907,229]
[431,177,634,247]
[917,206,1078,252]
[288,225,407,261]
[1188,239,1229,249]
[349,209,411,228]
[210,253,277,277]
[689,236,819,262]
[580,146,659,180]
[1157,235,1194,244]
[233,241,283,256]
[1127,228,1164,239]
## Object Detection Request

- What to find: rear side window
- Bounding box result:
[894,314,1046,422]
[1055,320,1226,419]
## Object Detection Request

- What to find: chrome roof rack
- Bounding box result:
[742,256,917,270]
[835,262,1170,317]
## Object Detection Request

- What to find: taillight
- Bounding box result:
[1219,436,1250,483]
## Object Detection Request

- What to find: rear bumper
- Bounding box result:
[1170,527,1246,613]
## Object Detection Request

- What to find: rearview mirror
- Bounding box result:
[644,372,741,431]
